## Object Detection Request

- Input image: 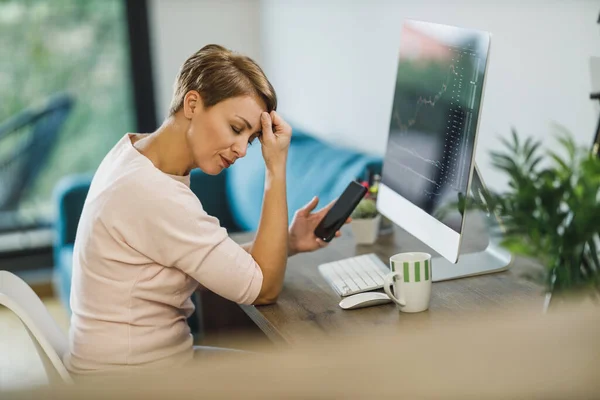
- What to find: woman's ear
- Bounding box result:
[183,90,203,119]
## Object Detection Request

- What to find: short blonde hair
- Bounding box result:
[168,44,277,116]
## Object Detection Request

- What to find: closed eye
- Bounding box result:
[248,132,262,146]
[231,125,242,134]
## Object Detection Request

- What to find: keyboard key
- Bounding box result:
[347,258,377,287]
[334,264,361,292]
[341,259,371,288]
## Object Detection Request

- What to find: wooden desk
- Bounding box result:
[228,213,545,346]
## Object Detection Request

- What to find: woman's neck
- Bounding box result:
[132,116,195,176]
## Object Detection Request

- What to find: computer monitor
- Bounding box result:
[377,20,511,281]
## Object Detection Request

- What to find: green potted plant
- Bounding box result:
[350,186,381,245]
[463,126,600,310]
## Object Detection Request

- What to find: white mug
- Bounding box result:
[383,252,432,313]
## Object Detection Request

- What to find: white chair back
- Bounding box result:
[0,270,73,384]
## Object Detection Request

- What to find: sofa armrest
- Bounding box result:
[52,173,92,273]
[53,173,92,248]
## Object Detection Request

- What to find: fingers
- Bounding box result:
[300,196,319,216]
[346,217,352,224]
[260,112,274,141]
[270,110,282,127]
[315,198,337,216]
[269,110,292,138]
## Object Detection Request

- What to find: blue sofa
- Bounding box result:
[53,130,382,312]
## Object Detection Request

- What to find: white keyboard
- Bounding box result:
[318,253,390,297]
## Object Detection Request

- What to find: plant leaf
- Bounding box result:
[524,139,541,165]
[500,236,538,258]
[511,127,520,150]
[528,155,543,174]
[548,151,569,172]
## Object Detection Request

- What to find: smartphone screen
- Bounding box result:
[314,181,368,242]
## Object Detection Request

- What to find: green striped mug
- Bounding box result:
[383,252,432,313]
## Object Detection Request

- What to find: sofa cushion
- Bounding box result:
[226,130,382,231]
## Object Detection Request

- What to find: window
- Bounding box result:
[0,0,154,259]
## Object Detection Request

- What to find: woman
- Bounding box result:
[63,44,346,375]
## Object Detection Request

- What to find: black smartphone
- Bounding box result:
[314,180,368,242]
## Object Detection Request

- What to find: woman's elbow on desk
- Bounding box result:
[252,294,279,306]
[252,281,282,305]
[250,257,287,306]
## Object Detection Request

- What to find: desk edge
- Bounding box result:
[239,304,289,345]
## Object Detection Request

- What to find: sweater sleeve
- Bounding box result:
[111,181,263,305]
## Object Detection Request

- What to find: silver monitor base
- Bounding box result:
[432,163,513,282]
[431,239,513,282]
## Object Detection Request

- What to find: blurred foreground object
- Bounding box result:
[5,300,599,399]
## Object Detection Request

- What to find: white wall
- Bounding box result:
[260,0,600,191]
[148,0,262,122]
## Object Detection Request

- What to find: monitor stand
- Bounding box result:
[431,163,513,282]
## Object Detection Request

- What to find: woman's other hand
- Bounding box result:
[288,196,351,256]
[259,111,292,171]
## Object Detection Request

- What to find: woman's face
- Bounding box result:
[184,92,266,175]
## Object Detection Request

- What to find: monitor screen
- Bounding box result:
[381,20,490,233]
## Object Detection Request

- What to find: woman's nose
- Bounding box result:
[233,140,248,158]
